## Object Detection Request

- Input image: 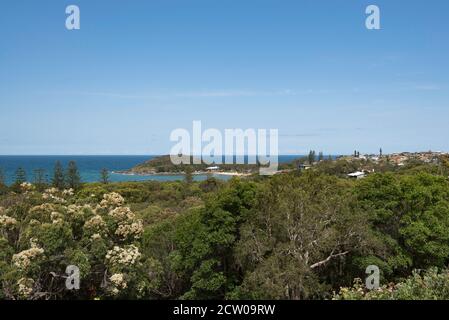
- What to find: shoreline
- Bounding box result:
[112,170,252,177]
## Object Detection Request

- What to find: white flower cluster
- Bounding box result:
[20,182,34,192]
[115,221,144,240]
[101,192,125,208]
[109,207,143,240]
[62,188,75,197]
[44,187,58,195]
[84,215,106,232]
[106,245,141,268]
[12,245,44,271]
[67,204,93,216]
[30,203,58,217]
[43,194,66,203]
[67,204,79,214]
[50,212,64,225]
[42,188,66,203]
[29,219,41,227]
[0,214,17,228]
[17,277,34,297]
[91,233,102,241]
[109,273,127,295]
[109,207,135,221]
[29,238,39,248]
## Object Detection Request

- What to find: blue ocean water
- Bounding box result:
[0,155,305,186]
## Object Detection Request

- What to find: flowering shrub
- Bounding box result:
[17,277,35,298]
[20,183,34,193]
[100,192,125,208]
[0,212,17,229]
[0,189,153,300]
[109,273,127,296]
[115,221,144,240]
[106,245,141,269]
[333,268,449,300]
[84,215,107,234]
[12,244,45,271]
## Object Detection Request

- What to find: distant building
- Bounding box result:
[298,164,312,171]
[347,171,366,179]
[206,166,220,171]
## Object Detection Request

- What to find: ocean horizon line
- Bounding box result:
[0,154,332,157]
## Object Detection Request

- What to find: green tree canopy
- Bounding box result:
[52,161,65,190]
[14,167,27,185]
[355,172,449,275]
[100,168,109,184]
[66,161,81,190]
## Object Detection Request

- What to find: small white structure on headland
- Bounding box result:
[206,166,220,171]
[298,164,312,171]
[347,171,366,179]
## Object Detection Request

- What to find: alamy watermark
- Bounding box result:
[64,4,379,31]
[365,265,380,290]
[61,263,381,292]
[66,5,80,30]
[65,265,80,290]
[169,121,279,175]
[366,5,381,30]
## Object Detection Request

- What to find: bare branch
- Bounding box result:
[309,251,349,269]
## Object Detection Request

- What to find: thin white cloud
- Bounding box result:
[57,89,298,99]
[413,84,441,91]
[392,82,444,92]
[49,88,343,100]
[67,91,163,99]
[174,89,296,98]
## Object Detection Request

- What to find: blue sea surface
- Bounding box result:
[0,155,306,186]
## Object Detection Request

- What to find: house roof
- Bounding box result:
[347,171,365,177]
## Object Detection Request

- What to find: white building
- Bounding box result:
[347,171,366,179]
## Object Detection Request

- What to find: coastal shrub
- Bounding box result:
[334,268,449,300]
[0,187,150,299]
[355,172,449,275]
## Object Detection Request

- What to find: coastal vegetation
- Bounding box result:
[1,156,449,299]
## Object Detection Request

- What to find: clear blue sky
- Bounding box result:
[1,0,448,155]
